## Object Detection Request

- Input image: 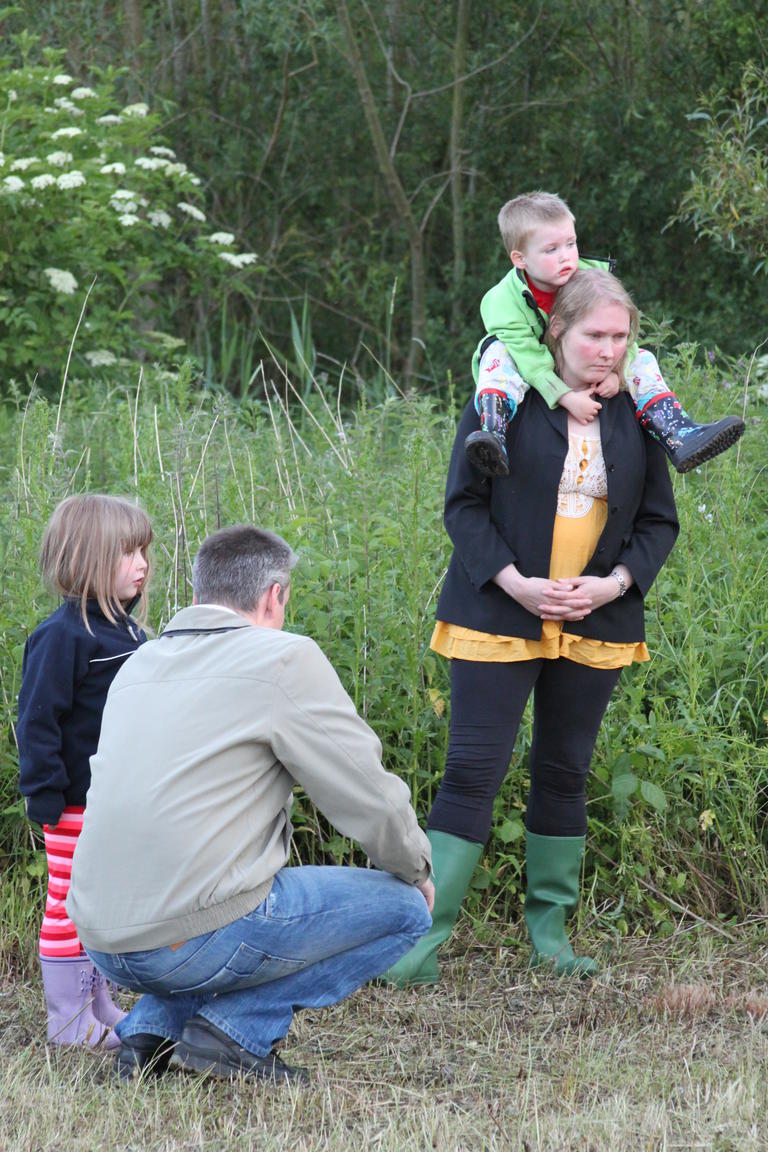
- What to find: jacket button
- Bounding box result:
[608,464,615,472]
[597,546,605,554]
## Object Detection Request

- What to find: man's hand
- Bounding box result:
[417,877,435,913]
[594,371,620,398]
[557,389,601,424]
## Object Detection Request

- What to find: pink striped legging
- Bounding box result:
[40,806,85,957]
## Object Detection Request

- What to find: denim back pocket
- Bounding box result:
[170,940,306,996]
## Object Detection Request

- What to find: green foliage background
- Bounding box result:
[0,3,765,963]
[0,353,766,962]
[0,2,765,391]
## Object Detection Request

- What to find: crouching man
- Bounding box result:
[67,525,433,1083]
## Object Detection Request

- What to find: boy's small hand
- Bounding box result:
[594,371,620,399]
[558,389,601,425]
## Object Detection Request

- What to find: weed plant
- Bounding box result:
[0,349,765,972]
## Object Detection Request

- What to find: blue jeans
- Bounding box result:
[88,866,431,1057]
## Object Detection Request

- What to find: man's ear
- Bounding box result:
[267,582,288,620]
[510,249,526,270]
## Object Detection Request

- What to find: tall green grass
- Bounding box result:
[0,350,765,967]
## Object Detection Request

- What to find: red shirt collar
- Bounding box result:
[525,274,556,314]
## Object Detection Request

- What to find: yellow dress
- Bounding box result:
[431,425,649,670]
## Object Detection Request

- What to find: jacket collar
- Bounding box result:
[539,391,621,446]
[64,596,138,625]
[163,604,253,635]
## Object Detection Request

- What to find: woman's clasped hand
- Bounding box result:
[494,565,621,621]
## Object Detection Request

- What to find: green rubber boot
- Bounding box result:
[382,830,482,988]
[524,831,599,978]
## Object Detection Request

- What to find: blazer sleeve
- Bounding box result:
[443,402,519,590]
[17,622,84,827]
[269,639,432,886]
[615,435,679,595]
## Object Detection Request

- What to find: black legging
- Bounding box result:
[428,657,622,844]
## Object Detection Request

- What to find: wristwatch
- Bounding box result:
[610,569,627,597]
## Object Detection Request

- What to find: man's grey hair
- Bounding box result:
[192,525,298,612]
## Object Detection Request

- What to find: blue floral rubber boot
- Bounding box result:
[637,393,744,473]
[464,392,514,478]
[524,831,599,979]
[382,830,482,988]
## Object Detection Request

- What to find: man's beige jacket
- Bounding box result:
[67,605,431,951]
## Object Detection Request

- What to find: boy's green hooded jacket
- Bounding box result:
[471,256,616,409]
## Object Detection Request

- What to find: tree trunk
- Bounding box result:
[124,0,143,96]
[335,0,425,384]
[450,0,471,335]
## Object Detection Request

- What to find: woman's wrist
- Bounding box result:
[607,565,633,600]
[493,563,524,598]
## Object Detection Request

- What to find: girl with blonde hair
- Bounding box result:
[18,494,152,1048]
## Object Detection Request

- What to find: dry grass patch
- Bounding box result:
[2,927,768,1151]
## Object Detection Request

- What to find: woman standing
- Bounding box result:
[387,269,679,984]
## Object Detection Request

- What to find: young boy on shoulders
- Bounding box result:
[465,191,744,477]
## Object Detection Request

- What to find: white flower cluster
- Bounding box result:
[46,150,73,166]
[148,210,171,229]
[71,87,97,100]
[53,97,81,115]
[3,175,24,193]
[208,232,235,245]
[52,74,73,86]
[97,114,123,126]
[150,145,176,159]
[218,252,258,269]
[135,156,167,171]
[51,126,83,139]
[84,350,117,366]
[44,267,78,294]
[10,157,39,171]
[119,214,140,227]
[31,174,56,190]
[57,171,86,190]
[100,162,126,175]
[178,202,206,222]
[122,103,149,118]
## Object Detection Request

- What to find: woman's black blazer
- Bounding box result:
[435,391,679,643]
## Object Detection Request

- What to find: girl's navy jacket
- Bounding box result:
[17,599,145,827]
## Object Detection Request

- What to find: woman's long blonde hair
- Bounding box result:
[40,494,152,631]
[545,268,639,387]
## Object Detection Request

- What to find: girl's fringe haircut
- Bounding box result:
[40,494,153,632]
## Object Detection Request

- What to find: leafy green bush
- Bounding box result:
[0,351,765,961]
[0,33,260,386]
[674,62,768,274]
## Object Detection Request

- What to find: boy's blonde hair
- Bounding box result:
[40,494,153,631]
[497,191,575,256]
[545,268,639,387]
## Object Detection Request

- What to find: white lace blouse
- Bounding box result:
[556,424,607,518]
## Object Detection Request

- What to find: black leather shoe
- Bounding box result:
[168,1016,309,1084]
[115,1032,176,1081]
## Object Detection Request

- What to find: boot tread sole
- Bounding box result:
[674,419,745,473]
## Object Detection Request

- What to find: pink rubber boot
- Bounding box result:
[40,955,119,1050]
[91,968,127,1030]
